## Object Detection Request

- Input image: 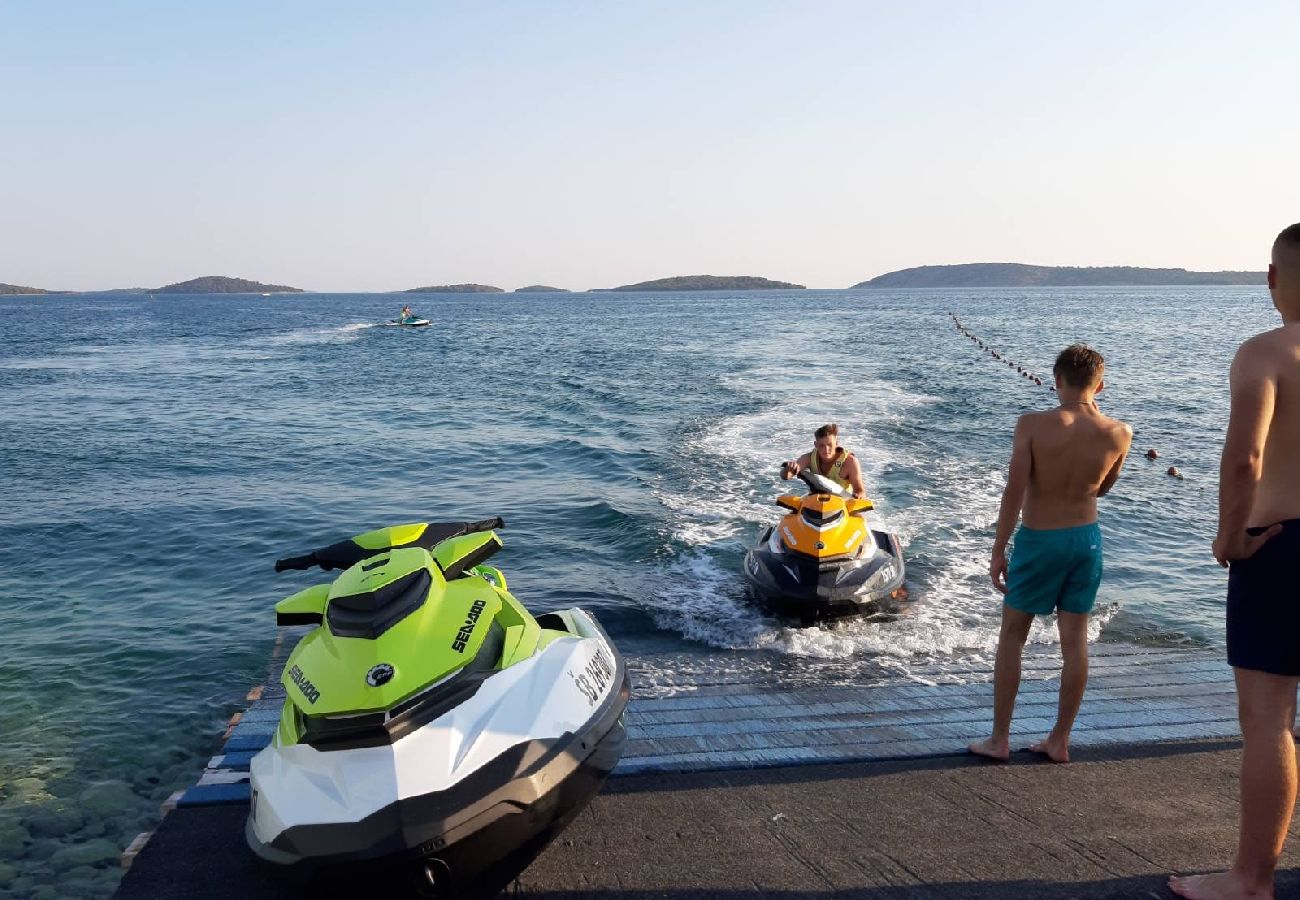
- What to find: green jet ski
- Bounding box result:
[248,517,630,897]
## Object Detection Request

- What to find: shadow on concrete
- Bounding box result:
[515,869,1300,900]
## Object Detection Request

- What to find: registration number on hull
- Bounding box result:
[568,644,616,707]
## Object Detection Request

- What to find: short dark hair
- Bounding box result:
[1054,344,1105,389]
[1274,223,1300,259]
[814,423,839,440]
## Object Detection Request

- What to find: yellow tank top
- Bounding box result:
[810,449,853,489]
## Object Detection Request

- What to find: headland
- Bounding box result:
[854,263,1265,288]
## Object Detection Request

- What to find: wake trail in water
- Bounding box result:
[260,322,379,346]
[644,360,1116,680]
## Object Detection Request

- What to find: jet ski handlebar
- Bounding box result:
[274,553,319,573]
[274,517,506,573]
[796,469,848,496]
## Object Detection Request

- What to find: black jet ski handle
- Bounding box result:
[274,552,318,573]
[777,463,821,493]
[274,517,505,573]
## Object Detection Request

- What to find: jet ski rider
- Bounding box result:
[782,423,867,499]
[399,304,413,323]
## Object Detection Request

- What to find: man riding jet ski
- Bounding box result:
[745,467,908,623]
[782,422,866,498]
[248,518,630,897]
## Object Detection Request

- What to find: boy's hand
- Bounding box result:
[1212,524,1283,568]
[989,548,1009,594]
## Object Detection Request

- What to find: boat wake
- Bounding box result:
[644,362,1118,681]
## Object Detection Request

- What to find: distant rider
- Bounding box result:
[782,423,866,498]
[399,304,413,323]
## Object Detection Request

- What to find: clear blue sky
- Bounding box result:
[2,1,1297,291]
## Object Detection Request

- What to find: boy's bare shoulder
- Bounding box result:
[1101,415,1133,443]
[1015,409,1055,429]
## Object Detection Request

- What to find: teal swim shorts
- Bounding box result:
[1004,522,1103,616]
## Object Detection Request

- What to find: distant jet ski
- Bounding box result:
[385,318,431,327]
[743,469,908,623]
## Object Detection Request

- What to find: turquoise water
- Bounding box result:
[0,287,1275,898]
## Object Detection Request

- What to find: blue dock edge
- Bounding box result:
[162,638,1237,817]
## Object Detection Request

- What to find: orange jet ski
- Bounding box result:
[743,469,907,623]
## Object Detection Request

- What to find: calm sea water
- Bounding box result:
[0,286,1277,898]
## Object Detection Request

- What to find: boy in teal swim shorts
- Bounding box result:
[969,344,1132,764]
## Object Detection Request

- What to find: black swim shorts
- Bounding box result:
[1227,519,1300,677]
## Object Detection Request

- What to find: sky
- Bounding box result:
[2,1,1297,291]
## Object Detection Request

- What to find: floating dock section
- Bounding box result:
[115,640,1238,896]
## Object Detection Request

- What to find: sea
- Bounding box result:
[0,286,1277,899]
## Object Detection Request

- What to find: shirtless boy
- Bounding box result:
[1170,223,1300,900]
[969,344,1132,764]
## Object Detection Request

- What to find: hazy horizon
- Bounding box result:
[0,262,1274,295]
[3,1,1298,292]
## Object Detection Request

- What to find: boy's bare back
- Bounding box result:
[1239,324,1300,527]
[1019,404,1132,530]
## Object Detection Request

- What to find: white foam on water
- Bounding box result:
[646,359,1121,682]
[261,322,378,346]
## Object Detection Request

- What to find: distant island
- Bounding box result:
[0,282,55,295]
[513,285,570,293]
[404,283,504,293]
[154,276,304,294]
[601,275,805,291]
[853,264,1266,289]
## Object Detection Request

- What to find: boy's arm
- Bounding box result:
[1097,424,1134,497]
[990,417,1032,593]
[845,456,867,499]
[1213,341,1282,566]
[783,452,811,479]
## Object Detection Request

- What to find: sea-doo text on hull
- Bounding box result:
[744,470,907,623]
[248,518,629,897]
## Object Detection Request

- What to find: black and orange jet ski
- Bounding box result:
[743,469,907,622]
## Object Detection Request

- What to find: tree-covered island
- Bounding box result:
[403,284,504,293]
[600,275,805,291]
[154,276,304,293]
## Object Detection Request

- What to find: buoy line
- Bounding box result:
[949,312,1051,389]
[949,312,1187,480]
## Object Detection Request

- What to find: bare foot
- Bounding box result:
[1027,737,1070,763]
[1168,871,1272,899]
[967,737,1009,761]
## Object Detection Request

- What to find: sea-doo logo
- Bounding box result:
[451,599,487,652]
[288,664,321,704]
[569,645,616,707]
[366,663,395,687]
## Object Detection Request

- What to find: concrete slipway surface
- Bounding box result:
[113,642,1300,899]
